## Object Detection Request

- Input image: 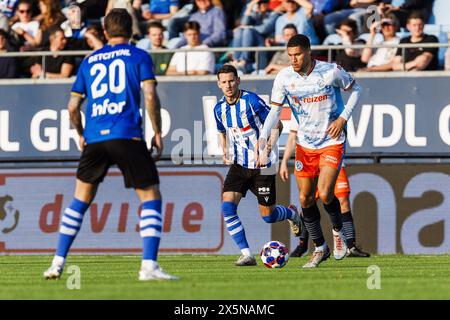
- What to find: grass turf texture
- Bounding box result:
[1,254,449,299]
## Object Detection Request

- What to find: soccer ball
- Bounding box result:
[260,240,289,269]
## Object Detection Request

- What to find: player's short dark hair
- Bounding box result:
[147,20,165,32]
[283,23,298,33]
[287,34,310,51]
[216,64,238,79]
[183,21,201,33]
[407,11,425,23]
[104,8,132,39]
[17,0,33,7]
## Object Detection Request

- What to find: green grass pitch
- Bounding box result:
[1,254,450,299]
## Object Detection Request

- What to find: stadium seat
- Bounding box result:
[322,34,342,45]
[357,33,384,44]
[428,0,450,25]
[390,0,405,6]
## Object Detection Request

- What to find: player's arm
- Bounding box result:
[68,93,86,150]
[142,80,163,161]
[279,128,297,182]
[327,66,362,139]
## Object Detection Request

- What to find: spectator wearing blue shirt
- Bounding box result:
[171,0,226,48]
[274,0,319,45]
[140,0,180,21]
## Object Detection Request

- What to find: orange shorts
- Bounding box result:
[294,143,344,178]
[313,166,350,199]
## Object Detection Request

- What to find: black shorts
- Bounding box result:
[77,139,159,189]
[223,164,276,206]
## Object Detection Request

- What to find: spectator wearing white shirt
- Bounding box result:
[166,21,215,75]
[360,15,400,72]
[11,0,39,49]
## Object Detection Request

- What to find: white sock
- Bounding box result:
[141,259,159,270]
[241,248,252,256]
[52,255,65,266]
[315,243,327,252]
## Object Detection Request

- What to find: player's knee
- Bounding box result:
[299,193,315,208]
[318,190,333,204]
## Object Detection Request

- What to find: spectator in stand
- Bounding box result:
[274,0,319,45]
[268,0,283,11]
[230,0,279,74]
[378,0,434,29]
[220,0,246,30]
[334,18,366,72]
[35,0,67,47]
[30,25,74,78]
[137,21,174,75]
[309,0,342,43]
[264,23,297,74]
[392,11,438,71]
[0,0,19,31]
[0,28,17,78]
[360,14,399,71]
[84,24,105,51]
[322,0,378,36]
[10,0,40,50]
[138,0,180,22]
[171,0,226,48]
[166,20,215,75]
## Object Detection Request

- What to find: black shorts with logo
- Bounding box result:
[223,164,276,206]
[77,139,159,189]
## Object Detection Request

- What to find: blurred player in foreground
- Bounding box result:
[280,125,370,258]
[258,34,362,268]
[44,9,178,281]
[214,64,302,266]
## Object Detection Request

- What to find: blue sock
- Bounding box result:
[56,198,89,258]
[140,199,163,262]
[262,205,294,223]
[222,202,250,252]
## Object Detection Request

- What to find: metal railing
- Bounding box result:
[1,42,449,77]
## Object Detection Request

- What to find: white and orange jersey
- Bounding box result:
[271,60,355,149]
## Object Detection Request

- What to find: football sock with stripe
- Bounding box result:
[301,203,325,247]
[323,196,343,231]
[342,211,356,248]
[222,201,251,256]
[262,205,294,223]
[55,198,89,261]
[140,199,163,270]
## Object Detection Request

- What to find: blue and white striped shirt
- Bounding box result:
[214,90,278,169]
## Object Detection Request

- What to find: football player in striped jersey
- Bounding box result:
[214,64,303,266]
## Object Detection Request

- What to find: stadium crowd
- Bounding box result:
[0,0,449,78]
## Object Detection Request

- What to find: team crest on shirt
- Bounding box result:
[290,82,296,90]
[295,161,303,171]
[317,79,325,89]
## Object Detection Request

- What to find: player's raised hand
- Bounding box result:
[150,133,163,162]
[327,117,346,139]
[279,161,290,182]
